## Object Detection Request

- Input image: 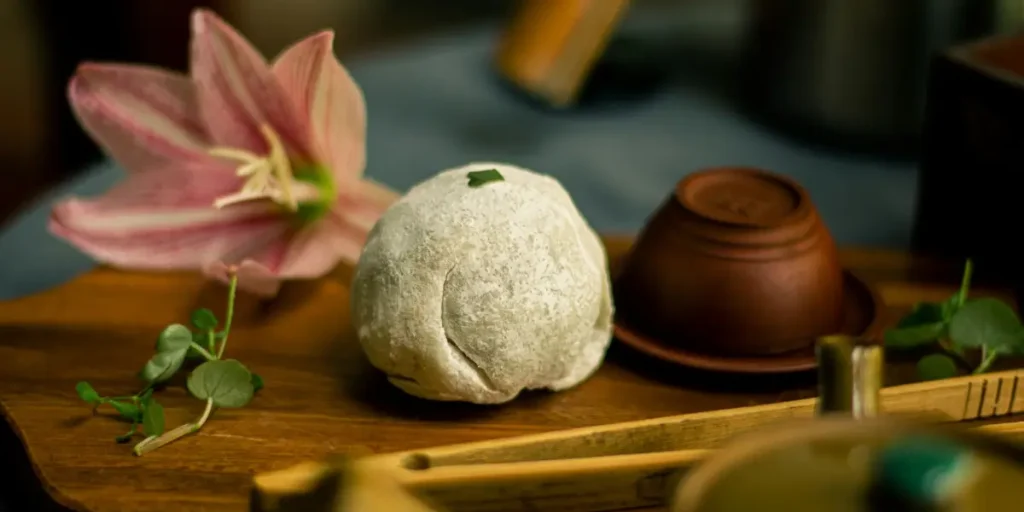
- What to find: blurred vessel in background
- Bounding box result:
[739,0,1024,152]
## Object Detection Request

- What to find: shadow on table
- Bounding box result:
[606,342,820,397]
[0,417,75,512]
[337,346,562,423]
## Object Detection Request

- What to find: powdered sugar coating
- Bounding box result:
[351,162,614,404]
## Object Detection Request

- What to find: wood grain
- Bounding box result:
[0,235,1015,512]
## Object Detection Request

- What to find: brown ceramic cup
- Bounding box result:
[615,167,845,356]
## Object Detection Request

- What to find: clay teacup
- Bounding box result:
[615,167,845,357]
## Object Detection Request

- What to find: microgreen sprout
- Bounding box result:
[74,270,263,455]
[885,260,1024,380]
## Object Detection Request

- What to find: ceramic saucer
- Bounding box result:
[612,269,883,374]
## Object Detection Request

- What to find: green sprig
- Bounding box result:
[466,169,504,187]
[74,272,264,456]
[885,259,1024,381]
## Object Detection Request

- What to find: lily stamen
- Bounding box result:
[209,124,298,211]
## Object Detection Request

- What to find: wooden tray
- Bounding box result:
[0,235,1015,511]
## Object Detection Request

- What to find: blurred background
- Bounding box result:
[0,0,1021,288]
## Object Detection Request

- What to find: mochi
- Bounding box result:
[351,162,614,404]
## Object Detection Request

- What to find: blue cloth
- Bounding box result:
[0,27,917,301]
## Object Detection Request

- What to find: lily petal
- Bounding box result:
[207,178,397,295]
[279,211,365,277]
[255,178,398,279]
[201,217,349,297]
[219,211,362,284]
[272,30,366,181]
[204,260,283,297]
[69,63,209,172]
[333,179,401,235]
[189,8,313,160]
[49,163,288,271]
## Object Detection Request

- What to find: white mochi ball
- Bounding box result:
[351,162,614,404]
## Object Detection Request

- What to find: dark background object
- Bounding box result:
[31,0,204,181]
[739,0,1020,155]
[913,35,1024,295]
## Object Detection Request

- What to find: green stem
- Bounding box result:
[133,398,214,456]
[957,259,973,308]
[973,347,999,375]
[217,274,238,359]
[207,329,216,353]
[117,420,139,443]
[188,342,217,361]
[108,383,154,403]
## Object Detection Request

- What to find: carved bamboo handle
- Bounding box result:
[880,369,1024,421]
[252,369,1024,512]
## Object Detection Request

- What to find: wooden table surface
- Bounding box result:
[0,235,1006,512]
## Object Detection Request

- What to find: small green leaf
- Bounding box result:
[187,359,254,408]
[115,432,135,444]
[188,331,213,360]
[948,298,1024,354]
[251,373,264,393]
[108,400,141,422]
[156,324,193,353]
[885,323,945,349]
[917,354,959,381]
[141,349,188,384]
[190,308,218,330]
[75,381,101,404]
[940,296,961,321]
[142,398,165,437]
[467,169,504,188]
[898,303,946,328]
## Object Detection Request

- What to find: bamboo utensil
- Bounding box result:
[254,421,1024,512]
[251,458,439,512]
[252,359,1024,512]
[815,335,883,418]
[673,339,1024,512]
[372,365,1024,471]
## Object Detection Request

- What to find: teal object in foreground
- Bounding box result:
[872,436,974,509]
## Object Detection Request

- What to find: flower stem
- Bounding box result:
[974,346,998,375]
[217,274,238,359]
[207,329,216,353]
[133,398,214,456]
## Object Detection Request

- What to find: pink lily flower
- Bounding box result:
[49,8,399,297]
